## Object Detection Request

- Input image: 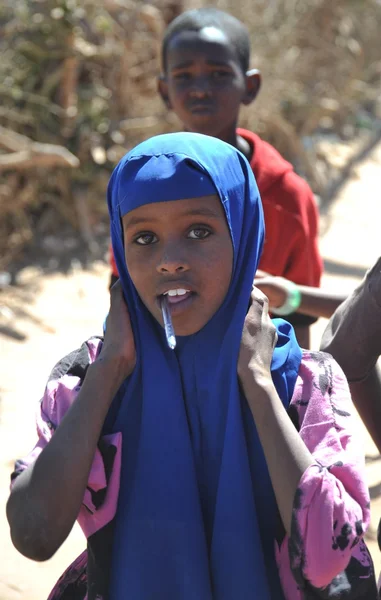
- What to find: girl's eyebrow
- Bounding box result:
[124,206,222,229]
[184,207,222,218]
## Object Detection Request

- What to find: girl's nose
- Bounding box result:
[157,261,188,274]
[157,250,189,274]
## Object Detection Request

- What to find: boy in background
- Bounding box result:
[111,7,322,347]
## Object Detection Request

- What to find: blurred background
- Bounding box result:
[1,0,381,272]
[1,1,381,598]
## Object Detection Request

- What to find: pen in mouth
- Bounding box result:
[160,295,176,350]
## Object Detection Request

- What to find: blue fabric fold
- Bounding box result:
[106,132,302,599]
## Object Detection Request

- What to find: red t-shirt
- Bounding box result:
[237,128,322,288]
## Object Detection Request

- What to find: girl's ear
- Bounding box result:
[158,75,172,109]
[242,69,261,106]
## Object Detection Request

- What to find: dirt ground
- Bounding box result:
[1,142,381,598]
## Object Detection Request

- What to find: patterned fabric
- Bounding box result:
[47,551,87,600]
[11,340,377,599]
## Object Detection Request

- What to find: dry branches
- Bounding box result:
[0,126,79,171]
[0,0,380,269]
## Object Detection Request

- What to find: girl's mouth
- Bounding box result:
[164,288,192,304]
[159,289,195,315]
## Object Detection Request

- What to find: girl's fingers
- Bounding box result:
[250,287,270,315]
[249,287,277,347]
[110,281,131,317]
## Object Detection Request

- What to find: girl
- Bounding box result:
[7,133,376,599]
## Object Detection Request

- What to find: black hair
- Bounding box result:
[161,7,250,73]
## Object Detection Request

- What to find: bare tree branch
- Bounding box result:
[0,128,80,171]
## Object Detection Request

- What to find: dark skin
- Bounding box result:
[238,288,313,532]
[255,270,347,319]
[321,261,381,454]
[7,196,313,560]
[159,28,312,348]
[158,27,261,162]
[122,194,233,337]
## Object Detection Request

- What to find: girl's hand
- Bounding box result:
[101,280,136,379]
[238,288,277,393]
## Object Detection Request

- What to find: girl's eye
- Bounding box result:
[188,228,211,240]
[135,233,157,245]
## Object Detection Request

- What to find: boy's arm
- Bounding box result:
[255,274,347,320]
[295,285,346,319]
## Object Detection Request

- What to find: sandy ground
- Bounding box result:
[1,142,381,598]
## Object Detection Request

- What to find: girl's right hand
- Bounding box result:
[101,280,136,379]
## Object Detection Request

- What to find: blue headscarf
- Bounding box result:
[106,132,302,599]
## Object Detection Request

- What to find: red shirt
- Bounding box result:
[110,129,323,294]
[237,128,322,287]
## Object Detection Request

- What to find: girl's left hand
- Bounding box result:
[238,287,277,393]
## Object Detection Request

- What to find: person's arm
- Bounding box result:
[238,288,314,534]
[349,365,381,455]
[239,290,372,588]
[295,285,346,319]
[255,274,347,320]
[6,282,135,561]
[321,257,381,453]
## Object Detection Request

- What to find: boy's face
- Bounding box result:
[159,27,254,142]
[122,194,233,336]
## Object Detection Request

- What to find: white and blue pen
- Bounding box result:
[161,295,176,350]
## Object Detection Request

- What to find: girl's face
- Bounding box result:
[122,194,233,336]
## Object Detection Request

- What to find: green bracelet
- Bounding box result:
[270,277,302,316]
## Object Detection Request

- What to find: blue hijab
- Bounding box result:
[106,132,302,599]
